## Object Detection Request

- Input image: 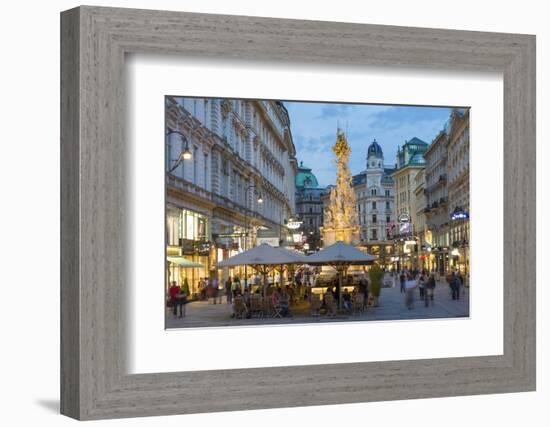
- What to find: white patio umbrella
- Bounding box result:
[305,241,377,309]
[271,246,309,287]
[217,243,307,295]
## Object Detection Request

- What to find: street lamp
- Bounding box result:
[167,129,193,173]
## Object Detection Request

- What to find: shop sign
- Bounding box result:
[398,213,411,223]
[451,211,469,220]
[256,237,280,247]
[286,220,302,230]
[399,222,412,234]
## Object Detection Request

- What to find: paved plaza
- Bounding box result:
[166,276,470,329]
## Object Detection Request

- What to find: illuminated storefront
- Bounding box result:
[166,205,211,298]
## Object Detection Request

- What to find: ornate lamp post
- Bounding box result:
[166,129,192,173]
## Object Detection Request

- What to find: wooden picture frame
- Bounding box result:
[60,6,536,420]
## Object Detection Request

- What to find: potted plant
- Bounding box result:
[369,264,384,307]
[181,277,190,299]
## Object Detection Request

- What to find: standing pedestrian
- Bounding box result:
[448,271,460,300]
[169,281,180,318]
[456,271,464,299]
[176,285,188,318]
[404,272,418,310]
[225,277,232,304]
[232,276,241,298]
[198,277,205,300]
[453,272,461,300]
[214,276,222,304]
[399,271,406,293]
[425,274,436,306]
[418,273,426,300]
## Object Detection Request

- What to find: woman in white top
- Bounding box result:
[404,273,418,310]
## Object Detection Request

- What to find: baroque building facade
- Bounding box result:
[412,169,428,270]
[295,162,326,252]
[352,139,396,266]
[424,127,451,273]
[165,96,298,296]
[447,109,470,274]
[391,137,429,269]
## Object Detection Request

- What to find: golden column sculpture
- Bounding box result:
[321,129,360,246]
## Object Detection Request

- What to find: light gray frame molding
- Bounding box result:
[61,6,536,421]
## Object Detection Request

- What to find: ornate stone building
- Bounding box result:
[424,128,450,273]
[165,96,298,295]
[392,137,429,269]
[295,162,326,252]
[392,138,429,223]
[412,169,428,269]
[352,139,396,265]
[447,108,470,274]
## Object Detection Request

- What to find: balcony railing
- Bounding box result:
[167,174,212,202]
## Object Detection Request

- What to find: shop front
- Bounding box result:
[358,243,394,269]
[166,205,211,299]
[212,222,249,286]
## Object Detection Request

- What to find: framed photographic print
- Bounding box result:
[61,6,536,420]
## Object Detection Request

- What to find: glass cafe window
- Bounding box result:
[167,206,209,244]
[184,210,209,241]
[166,207,181,246]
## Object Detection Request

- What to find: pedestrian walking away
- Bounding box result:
[399,271,406,293]
[418,273,426,300]
[425,274,436,307]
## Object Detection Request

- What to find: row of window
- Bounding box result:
[398,190,411,203]
[360,229,391,241]
[357,189,391,198]
[359,215,391,225]
[358,201,391,212]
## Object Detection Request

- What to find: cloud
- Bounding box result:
[315,104,355,119]
[285,102,452,187]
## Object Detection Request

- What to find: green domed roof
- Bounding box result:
[295,162,319,188]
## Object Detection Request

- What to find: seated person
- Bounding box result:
[243,289,251,307]
[231,295,248,318]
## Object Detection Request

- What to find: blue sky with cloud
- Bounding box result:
[284,101,452,187]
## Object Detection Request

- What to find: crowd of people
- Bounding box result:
[394,268,465,310]
[169,267,467,319]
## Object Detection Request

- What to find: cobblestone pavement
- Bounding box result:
[166,276,470,329]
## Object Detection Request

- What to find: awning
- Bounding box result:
[167,257,205,268]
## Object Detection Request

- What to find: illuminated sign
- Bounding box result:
[451,212,469,220]
[399,222,412,234]
[286,220,302,230]
[292,233,303,243]
[397,213,410,223]
[256,237,280,247]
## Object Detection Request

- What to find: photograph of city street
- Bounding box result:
[165,96,470,328]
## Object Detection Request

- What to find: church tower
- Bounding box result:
[367,138,384,170]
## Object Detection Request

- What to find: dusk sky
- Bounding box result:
[284,101,453,187]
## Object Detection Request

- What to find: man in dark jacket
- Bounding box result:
[449,272,460,300]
